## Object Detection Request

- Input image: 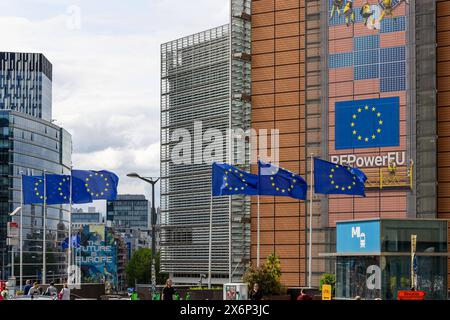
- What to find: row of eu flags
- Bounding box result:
[22,170,119,205]
[212,158,367,200]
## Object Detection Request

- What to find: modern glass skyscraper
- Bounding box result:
[160,0,251,285]
[0,52,72,283]
[106,195,149,231]
[0,52,52,121]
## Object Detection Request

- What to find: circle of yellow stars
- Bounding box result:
[224,168,249,191]
[269,169,296,194]
[57,177,69,200]
[329,164,357,191]
[351,105,383,143]
[85,172,110,197]
[34,179,46,200]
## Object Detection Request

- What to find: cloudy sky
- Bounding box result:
[1,0,229,212]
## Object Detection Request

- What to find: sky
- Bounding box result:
[0,0,229,212]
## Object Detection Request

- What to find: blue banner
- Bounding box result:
[336,220,381,254]
[335,97,400,149]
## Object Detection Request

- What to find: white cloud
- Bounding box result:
[0,0,228,210]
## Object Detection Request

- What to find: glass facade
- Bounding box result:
[106,195,149,230]
[0,110,72,282]
[336,219,448,300]
[0,52,52,121]
[160,0,251,284]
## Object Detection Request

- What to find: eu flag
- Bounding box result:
[212,163,258,196]
[61,234,81,250]
[335,97,399,149]
[314,158,367,197]
[46,174,71,205]
[72,170,119,202]
[258,161,307,200]
[22,175,45,204]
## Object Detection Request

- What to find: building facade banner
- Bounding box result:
[336,220,381,254]
[77,225,117,289]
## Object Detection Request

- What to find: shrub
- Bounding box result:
[319,273,336,294]
[243,253,285,295]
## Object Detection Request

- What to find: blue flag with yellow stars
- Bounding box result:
[22,175,45,204]
[46,174,71,205]
[335,97,400,149]
[71,170,119,202]
[258,161,307,200]
[212,163,258,196]
[314,158,367,197]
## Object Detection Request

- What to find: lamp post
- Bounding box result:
[127,173,159,297]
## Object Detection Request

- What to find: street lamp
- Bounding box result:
[127,172,159,297]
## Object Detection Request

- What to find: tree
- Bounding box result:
[243,253,285,296]
[125,249,168,287]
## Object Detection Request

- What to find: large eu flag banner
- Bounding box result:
[335,97,399,149]
[258,161,307,200]
[22,175,45,204]
[314,158,367,197]
[212,163,258,196]
[46,174,71,205]
[72,170,119,202]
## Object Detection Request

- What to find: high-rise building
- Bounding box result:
[0,52,52,121]
[160,0,251,284]
[0,52,72,283]
[72,207,103,228]
[250,0,449,298]
[106,195,149,231]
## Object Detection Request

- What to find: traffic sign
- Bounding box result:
[322,284,332,300]
[397,290,426,300]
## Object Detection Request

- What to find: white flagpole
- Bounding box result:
[68,169,72,285]
[308,154,314,288]
[208,193,213,289]
[257,195,260,267]
[19,173,24,290]
[43,170,47,284]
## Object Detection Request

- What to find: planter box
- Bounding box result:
[188,289,222,300]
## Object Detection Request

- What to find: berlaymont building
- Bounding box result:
[161,0,450,299]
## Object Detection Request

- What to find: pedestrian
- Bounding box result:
[297,289,313,300]
[249,283,264,301]
[28,282,40,296]
[59,283,70,300]
[0,287,9,300]
[45,282,58,298]
[162,279,176,301]
[23,280,32,295]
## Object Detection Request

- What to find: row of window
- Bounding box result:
[354,61,406,80]
[330,46,406,69]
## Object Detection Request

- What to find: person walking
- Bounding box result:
[162,279,176,301]
[249,283,264,301]
[23,280,32,295]
[45,282,58,298]
[297,289,313,300]
[59,283,70,300]
[28,282,40,296]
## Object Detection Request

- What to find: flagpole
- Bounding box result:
[19,172,24,291]
[308,154,314,288]
[43,170,47,285]
[257,195,260,267]
[208,193,213,289]
[68,168,72,285]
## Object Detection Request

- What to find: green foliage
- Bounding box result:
[126,249,168,287]
[243,253,285,296]
[319,273,336,293]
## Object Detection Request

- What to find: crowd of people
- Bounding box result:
[0,280,71,300]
